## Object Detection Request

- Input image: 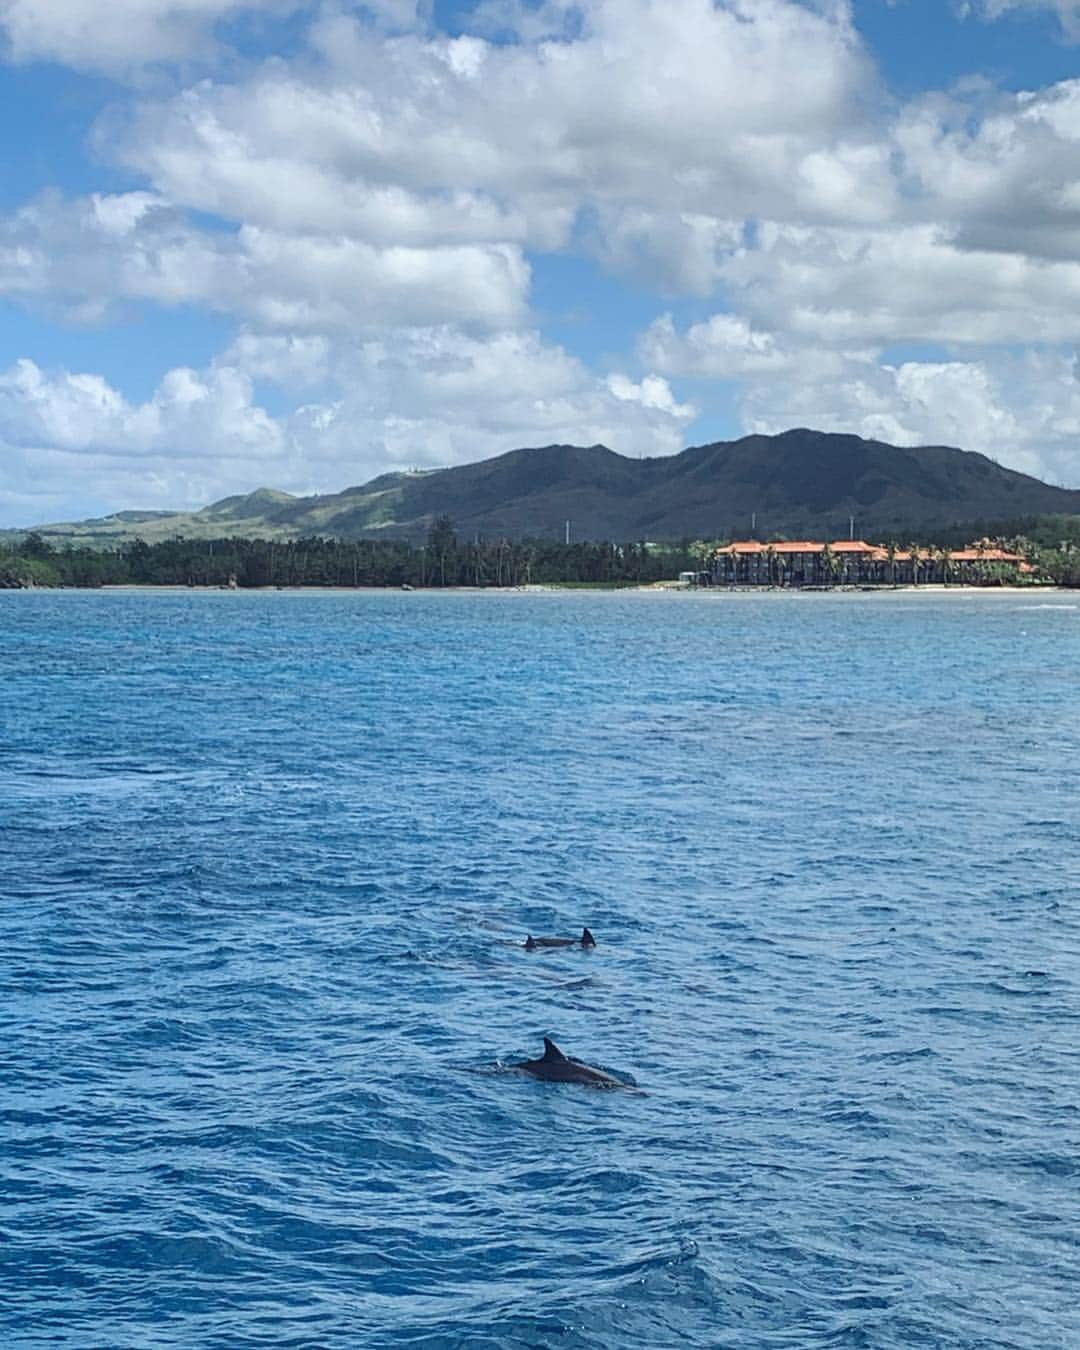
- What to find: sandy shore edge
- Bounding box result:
[12,581,1069,596]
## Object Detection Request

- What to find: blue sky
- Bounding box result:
[2,0,1080,525]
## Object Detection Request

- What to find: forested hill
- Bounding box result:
[17,429,1080,546]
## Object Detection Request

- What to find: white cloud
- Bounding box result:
[639,307,1080,487]
[640,311,872,379]
[720,222,1080,345]
[0,1,431,75]
[739,355,1023,460]
[280,327,696,475]
[897,81,1080,261]
[466,0,583,44]
[733,347,1080,487]
[606,372,695,419]
[589,210,745,296]
[8,0,1080,519]
[0,356,281,458]
[108,0,885,289]
[0,191,530,331]
[964,1,1080,41]
[111,80,574,248]
[642,311,781,377]
[0,355,290,521]
[221,333,332,389]
[0,0,300,73]
[0,328,695,522]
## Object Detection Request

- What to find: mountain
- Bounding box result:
[15,429,1080,547]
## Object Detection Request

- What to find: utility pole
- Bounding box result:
[751,511,757,536]
[849,515,855,541]
[565,520,571,546]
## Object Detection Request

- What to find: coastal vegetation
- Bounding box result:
[2,514,1079,589]
[0,522,705,590]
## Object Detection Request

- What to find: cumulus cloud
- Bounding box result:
[0,355,290,521]
[588,210,745,297]
[221,333,332,389]
[467,0,584,43]
[276,327,696,475]
[719,222,1080,346]
[639,311,872,379]
[0,191,530,331]
[640,306,1080,486]
[0,0,300,73]
[897,81,1080,261]
[0,328,695,523]
[739,357,1021,458]
[0,356,281,459]
[733,347,1080,487]
[7,0,1080,519]
[0,0,432,74]
[606,372,695,419]
[107,0,885,283]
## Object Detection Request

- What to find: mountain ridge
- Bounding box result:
[12,429,1080,546]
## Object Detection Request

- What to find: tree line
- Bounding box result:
[3,512,1079,589]
[0,517,708,589]
[930,514,1080,586]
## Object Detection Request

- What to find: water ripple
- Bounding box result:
[1,589,1078,1348]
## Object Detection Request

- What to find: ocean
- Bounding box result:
[1,588,1078,1348]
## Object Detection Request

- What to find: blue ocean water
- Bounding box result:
[1,588,1078,1349]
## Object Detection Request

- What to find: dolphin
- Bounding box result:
[524,927,596,951]
[513,1037,629,1089]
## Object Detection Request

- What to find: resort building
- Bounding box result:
[707,540,1030,587]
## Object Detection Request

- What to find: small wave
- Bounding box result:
[866,1045,938,1064]
[6,589,1080,1350]
[1003,1151,1080,1179]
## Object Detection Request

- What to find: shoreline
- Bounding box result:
[4,581,1071,597]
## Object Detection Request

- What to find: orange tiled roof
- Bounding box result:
[948,548,1023,562]
[712,540,827,554]
[711,540,1025,565]
[711,541,768,555]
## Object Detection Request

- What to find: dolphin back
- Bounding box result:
[516,1037,628,1088]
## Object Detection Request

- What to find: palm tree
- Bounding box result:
[822,542,840,587]
[886,541,898,587]
[907,542,922,586]
[764,544,777,587]
[974,540,989,586]
[938,546,954,587]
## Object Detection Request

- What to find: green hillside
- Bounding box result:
[10,429,1080,547]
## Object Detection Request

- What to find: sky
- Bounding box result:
[3,0,1080,525]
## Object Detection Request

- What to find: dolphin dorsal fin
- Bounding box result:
[581,927,596,947]
[542,1037,568,1062]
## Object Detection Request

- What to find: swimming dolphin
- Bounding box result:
[513,1037,629,1088]
[524,927,596,951]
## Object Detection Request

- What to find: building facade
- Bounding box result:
[707,540,1029,586]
